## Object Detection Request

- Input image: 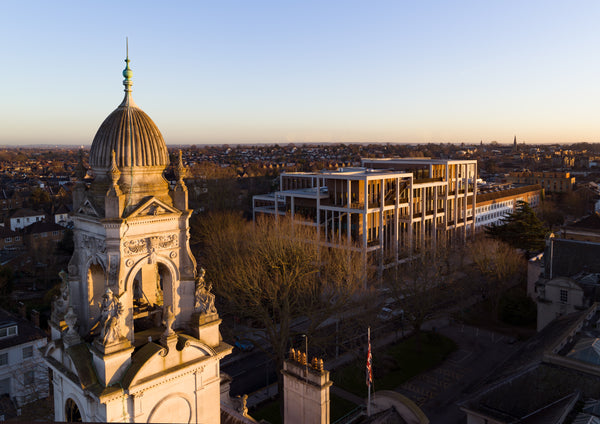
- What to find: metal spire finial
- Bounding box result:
[123,37,133,93]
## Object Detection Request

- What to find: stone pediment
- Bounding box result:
[127,197,179,219]
[77,198,101,217]
[121,336,215,389]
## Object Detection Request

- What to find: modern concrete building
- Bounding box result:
[254,158,478,269]
[253,159,546,272]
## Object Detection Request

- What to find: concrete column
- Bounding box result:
[347,179,351,242]
[394,177,399,265]
[463,164,468,241]
[363,177,368,282]
[433,186,438,250]
[471,162,477,238]
[408,178,414,252]
[316,178,320,240]
[291,196,295,222]
[420,187,426,248]
[444,163,449,241]
[454,164,459,241]
[379,179,384,270]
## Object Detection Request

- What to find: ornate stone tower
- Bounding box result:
[44,50,231,423]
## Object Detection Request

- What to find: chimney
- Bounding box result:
[282,350,331,424]
[17,302,26,319]
[30,309,40,328]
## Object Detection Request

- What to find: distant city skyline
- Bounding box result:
[2,1,600,146]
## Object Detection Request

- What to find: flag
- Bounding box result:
[366,328,372,387]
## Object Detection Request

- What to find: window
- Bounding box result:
[0,353,7,366]
[0,377,9,395]
[14,236,20,241]
[4,238,10,243]
[24,370,34,385]
[22,346,33,359]
[560,289,568,304]
[52,231,58,236]
[0,326,17,339]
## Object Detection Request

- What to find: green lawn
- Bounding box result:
[251,393,359,424]
[333,331,457,397]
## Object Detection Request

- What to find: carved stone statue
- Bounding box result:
[236,394,248,417]
[65,307,77,333]
[63,307,81,345]
[194,268,217,315]
[51,271,70,323]
[96,288,124,345]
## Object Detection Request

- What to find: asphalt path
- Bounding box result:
[222,349,278,397]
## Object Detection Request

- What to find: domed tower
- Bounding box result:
[88,54,171,211]
[44,49,231,423]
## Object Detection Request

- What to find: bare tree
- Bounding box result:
[195,213,367,408]
[386,244,464,346]
[469,238,526,319]
[11,359,49,407]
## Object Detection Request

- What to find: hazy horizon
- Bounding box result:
[2,1,600,146]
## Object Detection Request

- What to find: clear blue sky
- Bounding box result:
[1,1,599,146]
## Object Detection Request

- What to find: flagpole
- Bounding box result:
[367,326,371,417]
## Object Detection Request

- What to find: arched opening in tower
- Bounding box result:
[132,261,174,339]
[65,398,82,422]
[87,263,106,332]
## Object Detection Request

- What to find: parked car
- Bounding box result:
[234,337,255,352]
[377,307,404,321]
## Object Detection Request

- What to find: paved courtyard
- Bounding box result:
[399,323,523,424]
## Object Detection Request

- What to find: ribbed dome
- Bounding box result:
[89,55,169,170]
[89,100,169,169]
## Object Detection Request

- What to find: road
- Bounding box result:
[222,349,278,397]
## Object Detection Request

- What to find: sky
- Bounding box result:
[1,1,600,146]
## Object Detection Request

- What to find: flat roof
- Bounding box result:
[361,157,478,165]
[282,167,412,178]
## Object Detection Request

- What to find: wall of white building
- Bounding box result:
[0,337,48,407]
